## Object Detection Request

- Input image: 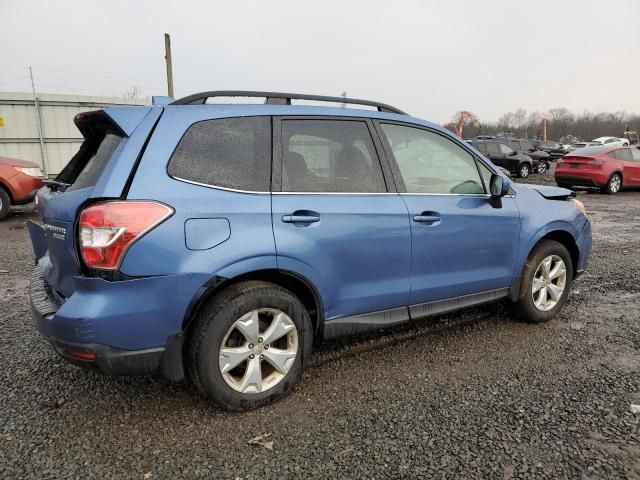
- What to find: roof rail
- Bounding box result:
[169,90,407,115]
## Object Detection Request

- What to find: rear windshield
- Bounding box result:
[68,133,124,191]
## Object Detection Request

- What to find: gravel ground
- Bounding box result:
[1,169,640,479]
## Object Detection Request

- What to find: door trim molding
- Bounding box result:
[323,288,509,339]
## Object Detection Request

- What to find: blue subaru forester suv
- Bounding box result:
[28,91,591,410]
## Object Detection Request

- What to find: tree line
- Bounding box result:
[445,108,640,143]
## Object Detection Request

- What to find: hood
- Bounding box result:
[0,156,41,168]
[515,183,575,200]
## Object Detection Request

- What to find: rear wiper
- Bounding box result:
[43,179,71,191]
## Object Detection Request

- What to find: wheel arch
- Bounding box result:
[509,227,580,301]
[0,180,14,202]
[183,269,325,342]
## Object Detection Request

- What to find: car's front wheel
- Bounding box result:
[188,281,312,410]
[537,161,549,174]
[0,187,10,220]
[519,163,531,178]
[513,240,573,323]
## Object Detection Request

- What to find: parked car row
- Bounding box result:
[469,138,549,178]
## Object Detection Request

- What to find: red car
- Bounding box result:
[0,156,44,219]
[555,146,640,194]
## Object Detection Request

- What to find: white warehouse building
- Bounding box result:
[0,92,148,176]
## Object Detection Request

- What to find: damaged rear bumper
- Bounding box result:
[29,261,206,381]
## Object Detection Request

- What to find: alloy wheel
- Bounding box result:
[531,255,567,312]
[609,175,621,193]
[520,165,529,178]
[218,308,298,394]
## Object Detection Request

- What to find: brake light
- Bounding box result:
[78,201,173,270]
[588,160,605,166]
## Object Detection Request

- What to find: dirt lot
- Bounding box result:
[1,172,640,479]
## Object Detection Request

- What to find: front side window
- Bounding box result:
[631,148,640,161]
[381,123,485,195]
[499,143,514,155]
[511,141,521,150]
[614,149,633,161]
[168,116,271,191]
[521,140,533,151]
[281,120,386,193]
[486,142,500,155]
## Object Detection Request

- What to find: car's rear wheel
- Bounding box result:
[0,187,10,220]
[513,240,573,323]
[519,164,531,178]
[602,173,622,194]
[537,161,549,174]
[188,281,312,411]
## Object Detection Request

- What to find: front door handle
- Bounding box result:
[282,214,320,224]
[413,212,441,225]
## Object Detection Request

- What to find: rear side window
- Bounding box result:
[632,149,640,161]
[281,120,386,193]
[168,117,271,191]
[68,133,124,191]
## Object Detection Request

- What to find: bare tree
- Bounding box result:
[452,107,640,142]
[122,86,141,101]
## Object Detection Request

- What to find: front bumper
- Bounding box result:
[7,173,43,203]
[575,219,592,276]
[13,188,40,205]
[29,262,207,380]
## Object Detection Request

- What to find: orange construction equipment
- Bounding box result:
[452,111,481,138]
[537,118,548,141]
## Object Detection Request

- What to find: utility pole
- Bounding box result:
[29,67,48,176]
[341,91,347,108]
[164,33,174,98]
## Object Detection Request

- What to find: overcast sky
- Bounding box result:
[2,0,639,123]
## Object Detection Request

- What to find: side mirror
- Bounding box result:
[489,173,511,208]
[509,150,519,156]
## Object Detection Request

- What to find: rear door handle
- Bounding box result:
[413,212,441,225]
[282,214,320,224]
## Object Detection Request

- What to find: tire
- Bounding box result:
[602,173,622,194]
[513,240,573,324]
[0,187,10,221]
[537,161,549,174]
[187,280,313,411]
[519,163,531,178]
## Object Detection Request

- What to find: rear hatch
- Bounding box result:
[560,155,601,172]
[29,108,152,300]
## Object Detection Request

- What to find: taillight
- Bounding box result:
[588,160,605,166]
[78,201,173,270]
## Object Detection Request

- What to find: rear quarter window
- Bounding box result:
[168,116,271,191]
